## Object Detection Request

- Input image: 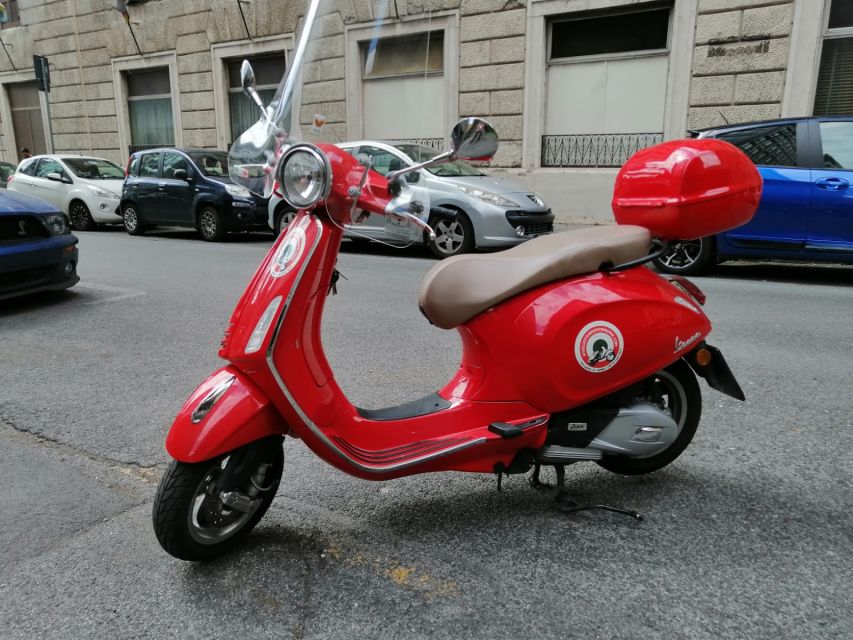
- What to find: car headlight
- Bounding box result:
[42,214,69,235]
[225,183,252,198]
[276,143,331,209]
[88,185,119,199]
[456,185,517,208]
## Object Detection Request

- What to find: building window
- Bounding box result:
[227,53,286,142]
[7,82,46,158]
[542,3,672,167]
[126,68,174,153]
[359,31,445,148]
[0,0,20,28]
[814,0,853,116]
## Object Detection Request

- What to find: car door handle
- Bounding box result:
[157,182,167,190]
[815,177,849,191]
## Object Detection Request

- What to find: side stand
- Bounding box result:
[531,464,644,521]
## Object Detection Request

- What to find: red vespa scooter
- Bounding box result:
[152,115,761,560]
[152,1,762,560]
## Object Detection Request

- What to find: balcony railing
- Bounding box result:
[128,143,174,155]
[541,133,663,168]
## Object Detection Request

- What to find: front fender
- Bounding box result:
[165,366,288,463]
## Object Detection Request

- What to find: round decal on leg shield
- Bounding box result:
[270,226,306,278]
[574,321,623,373]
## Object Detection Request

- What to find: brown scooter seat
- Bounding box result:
[418,225,651,329]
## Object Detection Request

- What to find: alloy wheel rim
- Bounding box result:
[124,208,137,231]
[434,220,464,254]
[70,204,84,228]
[200,211,216,238]
[187,456,257,545]
[660,241,702,269]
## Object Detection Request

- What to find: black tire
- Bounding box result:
[426,209,475,258]
[152,438,283,561]
[654,237,715,275]
[596,360,701,475]
[275,206,296,236]
[122,203,145,236]
[198,205,226,242]
[69,200,97,231]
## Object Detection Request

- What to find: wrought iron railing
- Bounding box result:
[541,133,663,168]
[382,137,445,151]
[128,143,174,155]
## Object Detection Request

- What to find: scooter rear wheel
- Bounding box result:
[152,437,283,561]
[596,360,701,475]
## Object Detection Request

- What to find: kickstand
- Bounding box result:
[551,465,644,522]
[529,463,552,491]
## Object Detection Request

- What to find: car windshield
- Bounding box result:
[395,144,486,177]
[189,151,229,177]
[61,158,124,180]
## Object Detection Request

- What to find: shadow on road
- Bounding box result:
[695,261,853,286]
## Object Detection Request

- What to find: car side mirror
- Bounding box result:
[46,172,69,183]
[173,169,188,181]
[406,171,420,184]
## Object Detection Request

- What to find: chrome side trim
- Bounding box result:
[264,217,486,473]
[191,375,237,424]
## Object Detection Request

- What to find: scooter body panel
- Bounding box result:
[166,366,288,463]
[452,267,711,413]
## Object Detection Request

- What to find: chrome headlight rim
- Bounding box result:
[276,143,332,210]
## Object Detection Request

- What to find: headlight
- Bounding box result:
[88,185,119,199]
[277,143,331,209]
[42,214,69,235]
[456,185,517,208]
[225,183,252,198]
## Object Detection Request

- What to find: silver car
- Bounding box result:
[267,141,553,258]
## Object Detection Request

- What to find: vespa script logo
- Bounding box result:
[674,331,702,353]
[574,321,623,373]
[270,226,306,278]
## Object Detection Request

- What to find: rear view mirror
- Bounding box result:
[406,171,420,184]
[46,172,68,183]
[173,169,188,181]
[450,118,498,162]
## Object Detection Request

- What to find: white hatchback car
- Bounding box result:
[9,155,124,231]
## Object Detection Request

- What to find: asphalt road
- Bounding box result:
[1,228,851,639]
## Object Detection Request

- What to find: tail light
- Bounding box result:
[272,179,283,198]
[664,275,706,305]
[6,174,13,183]
[124,157,132,176]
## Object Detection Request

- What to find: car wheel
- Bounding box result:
[275,206,296,236]
[426,210,475,259]
[69,200,97,231]
[122,203,145,236]
[198,206,226,242]
[654,237,715,275]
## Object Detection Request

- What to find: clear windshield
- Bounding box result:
[61,158,124,180]
[228,0,451,198]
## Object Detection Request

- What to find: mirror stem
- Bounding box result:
[386,150,453,185]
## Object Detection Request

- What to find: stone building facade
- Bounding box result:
[0,0,847,223]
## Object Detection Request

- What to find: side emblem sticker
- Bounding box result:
[270,226,306,278]
[574,321,623,373]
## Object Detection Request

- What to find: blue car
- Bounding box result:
[0,189,79,302]
[654,117,853,274]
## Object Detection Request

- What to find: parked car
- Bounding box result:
[0,161,16,188]
[268,141,554,258]
[8,154,124,230]
[0,189,79,302]
[655,116,853,274]
[121,148,268,242]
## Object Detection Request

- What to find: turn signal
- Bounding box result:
[695,348,712,367]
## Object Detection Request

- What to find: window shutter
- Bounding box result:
[814,37,853,116]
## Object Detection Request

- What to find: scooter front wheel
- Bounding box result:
[152,437,283,561]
